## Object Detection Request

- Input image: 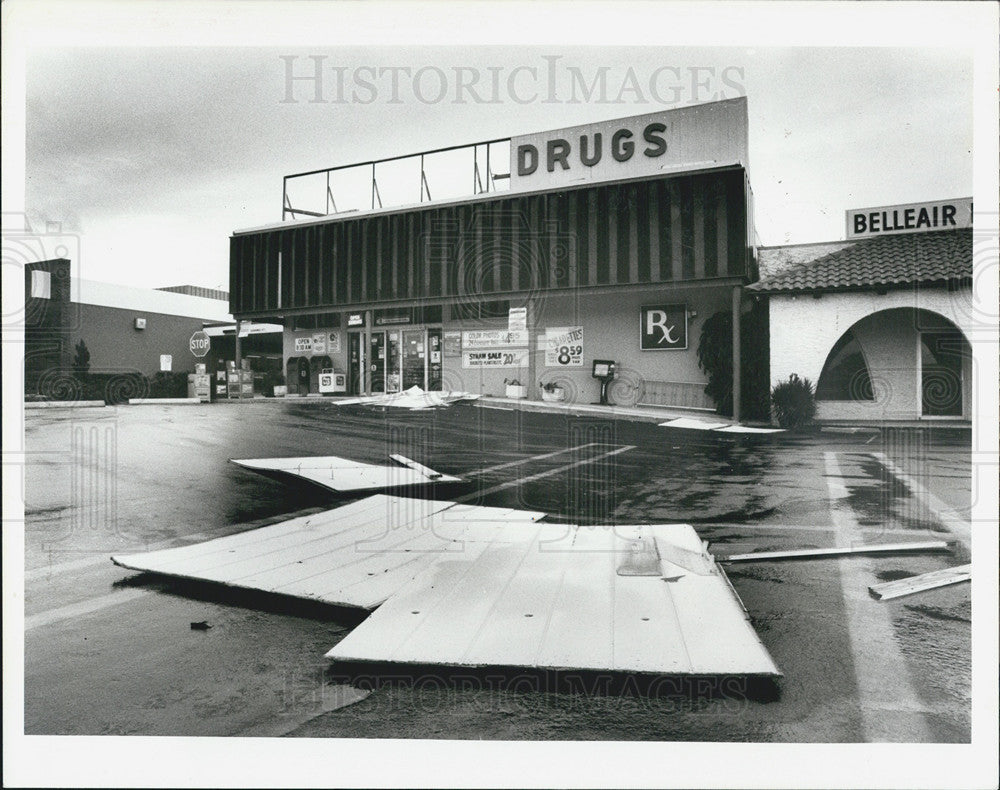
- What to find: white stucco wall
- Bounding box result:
[768,285,976,421]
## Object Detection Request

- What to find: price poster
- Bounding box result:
[544,326,584,366]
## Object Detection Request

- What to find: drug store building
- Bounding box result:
[228,97,759,415]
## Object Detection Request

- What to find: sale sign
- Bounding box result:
[462,349,529,369]
[544,326,584,367]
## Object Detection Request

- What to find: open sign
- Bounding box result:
[189,330,211,357]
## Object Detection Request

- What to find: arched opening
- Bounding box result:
[816,330,874,401]
[814,308,971,420]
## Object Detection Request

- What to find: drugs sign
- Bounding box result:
[639,304,687,350]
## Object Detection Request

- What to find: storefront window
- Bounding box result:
[816,330,874,401]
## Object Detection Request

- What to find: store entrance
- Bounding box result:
[401,329,426,390]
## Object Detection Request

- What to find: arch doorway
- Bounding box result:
[815,308,971,420]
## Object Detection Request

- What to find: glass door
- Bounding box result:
[348,332,364,395]
[402,329,426,390]
[370,331,387,393]
[427,328,442,391]
[386,331,402,393]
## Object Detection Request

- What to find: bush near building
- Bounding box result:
[770,374,817,428]
[696,302,770,420]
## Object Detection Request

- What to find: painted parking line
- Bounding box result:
[824,451,933,742]
[468,442,604,476]
[870,451,971,548]
[456,444,635,504]
[25,588,153,632]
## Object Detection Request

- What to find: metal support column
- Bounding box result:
[234,318,243,401]
[732,286,741,424]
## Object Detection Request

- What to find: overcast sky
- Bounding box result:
[13,8,981,291]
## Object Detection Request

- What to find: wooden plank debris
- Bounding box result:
[868,564,971,600]
[719,540,951,562]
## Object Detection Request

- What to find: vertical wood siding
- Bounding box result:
[230,168,751,314]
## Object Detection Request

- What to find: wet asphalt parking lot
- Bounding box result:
[20,399,971,741]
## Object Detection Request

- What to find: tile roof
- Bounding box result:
[748,229,972,294]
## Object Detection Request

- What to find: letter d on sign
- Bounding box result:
[517,144,538,176]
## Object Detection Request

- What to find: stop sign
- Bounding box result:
[189,330,211,357]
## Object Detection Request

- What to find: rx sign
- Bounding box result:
[639,304,687,350]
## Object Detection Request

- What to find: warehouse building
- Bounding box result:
[228,97,760,416]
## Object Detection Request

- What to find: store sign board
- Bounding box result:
[640,304,687,351]
[327,331,342,354]
[462,329,529,349]
[463,349,529,369]
[508,307,528,332]
[544,326,584,367]
[311,332,327,354]
[845,198,973,239]
[443,331,462,356]
[347,313,365,327]
[294,336,312,352]
[509,97,747,193]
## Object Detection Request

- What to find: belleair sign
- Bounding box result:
[846,198,973,239]
[509,97,748,193]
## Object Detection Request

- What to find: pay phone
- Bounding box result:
[592,359,617,406]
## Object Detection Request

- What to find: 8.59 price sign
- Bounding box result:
[544,326,584,367]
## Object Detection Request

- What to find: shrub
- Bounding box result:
[771,374,816,428]
[696,301,770,419]
[148,371,190,399]
[72,339,91,376]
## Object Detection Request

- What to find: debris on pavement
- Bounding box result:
[325,521,781,677]
[112,495,545,611]
[719,540,951,562]
[868,564,971,601]
[189,621,212,630]
[328,386,480,410]
[660,417,785,434]
[113,496,781,678]
[230,453,460,492]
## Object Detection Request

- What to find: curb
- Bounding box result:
[24,400,106,409]
[127,397,203,405]
[475,396,731,426]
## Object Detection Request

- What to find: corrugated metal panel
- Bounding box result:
[229,169,751,315]
[111,495,546,610]
[326,521,781,676]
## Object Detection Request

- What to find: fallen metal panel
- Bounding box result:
[330,386,480,410]
[230,454,460,492]
[326,523,782,676]
[715,425,785,434]
[111,495,545,610]
[720,540,951,562]
[868,564,971,600]
[659,417,730,430]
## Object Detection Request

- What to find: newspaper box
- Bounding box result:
[318,368,347,395]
